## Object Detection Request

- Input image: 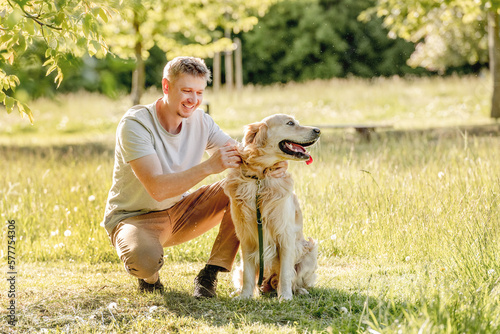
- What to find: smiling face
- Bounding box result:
[163,73,206,119]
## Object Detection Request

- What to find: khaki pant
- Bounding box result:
[110,180,239,281]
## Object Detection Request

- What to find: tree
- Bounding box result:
[362,0,500,119]
[241,0,422,85]
[104,0,277,105]
[1,0,110,123]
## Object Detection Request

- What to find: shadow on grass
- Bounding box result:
[153,286,378,332]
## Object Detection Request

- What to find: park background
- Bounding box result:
[1,0,500,333]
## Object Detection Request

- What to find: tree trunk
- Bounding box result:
[131,13,145,106]
[224,28,233,91]
[234,37,243,91]
[213,51,221,92]
[488,10,500,119]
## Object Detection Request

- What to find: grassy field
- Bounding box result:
[1,75,500,333]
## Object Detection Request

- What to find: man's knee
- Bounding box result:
[113,224,164,279]
[120,244,164,279]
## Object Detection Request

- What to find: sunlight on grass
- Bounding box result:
[0,75,494,143]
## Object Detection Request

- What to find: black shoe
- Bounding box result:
[138,277,164,293]
[193,265,221,298]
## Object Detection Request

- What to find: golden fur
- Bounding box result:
[224,114,320,300]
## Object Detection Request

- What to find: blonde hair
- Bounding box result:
[163,57,211,83]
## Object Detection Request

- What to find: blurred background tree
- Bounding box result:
[0,0,110,122]
[3,0,496,120]
[0,0,275,115]
[99,0,277,104]
[361,0,499,118]
[239,0,425,85]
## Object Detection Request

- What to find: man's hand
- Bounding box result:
[267,161,288,178]
[206,142,242,174]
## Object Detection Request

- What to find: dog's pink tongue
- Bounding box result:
[306,156,313,165]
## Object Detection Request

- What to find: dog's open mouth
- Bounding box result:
[279,140,316,162]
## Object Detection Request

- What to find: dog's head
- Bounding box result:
[242,114,320,165]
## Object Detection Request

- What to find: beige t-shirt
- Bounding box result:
[101,101,231,235]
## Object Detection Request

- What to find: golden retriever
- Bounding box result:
[224,114,320,300]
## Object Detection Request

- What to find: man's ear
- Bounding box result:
[162,78,169,95]
[243,122,268,147]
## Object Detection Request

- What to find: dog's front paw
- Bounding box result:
[230,289,242,298]
[295,288,309,295]
[278,291,293,301]
[237,291,254,299]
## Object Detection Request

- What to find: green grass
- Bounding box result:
[1,76,500,333]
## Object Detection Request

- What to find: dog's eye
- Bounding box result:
[286,121,295,126]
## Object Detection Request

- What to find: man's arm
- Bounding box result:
[129,141,241,202]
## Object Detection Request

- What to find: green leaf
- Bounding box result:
[18,33,27,51]
[6,8,23,29]
[1,33,13,44]
[87,41,97,56]
[5,96,15,113]
[46,63,58,76]
[48,37,58,49]
[25,20,35,35]
[54,68,63,88]
[10,75,20,87]
[99,8,109,23]
[55,12,65,26]
[17,101,34,124]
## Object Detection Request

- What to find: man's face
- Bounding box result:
[164,73,207,119]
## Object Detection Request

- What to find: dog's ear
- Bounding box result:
[243,122,268,147]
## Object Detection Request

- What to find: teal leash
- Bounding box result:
[256,179,264,286]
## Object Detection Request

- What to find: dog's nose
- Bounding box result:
[313,128,321,135]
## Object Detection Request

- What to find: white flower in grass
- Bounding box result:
[149,306,158,313]
[405,256,411,262]
[488,269,496,276]
[50,229,59,236]
[64,230,72,237]
[88,195,96,202]
[340,306,348,314]
[108,302,118,310]
[438,171,445,179]
[330,234,337,240]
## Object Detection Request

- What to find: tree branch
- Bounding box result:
[8,0,63,31]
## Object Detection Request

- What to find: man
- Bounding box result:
[101,56,285,298]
